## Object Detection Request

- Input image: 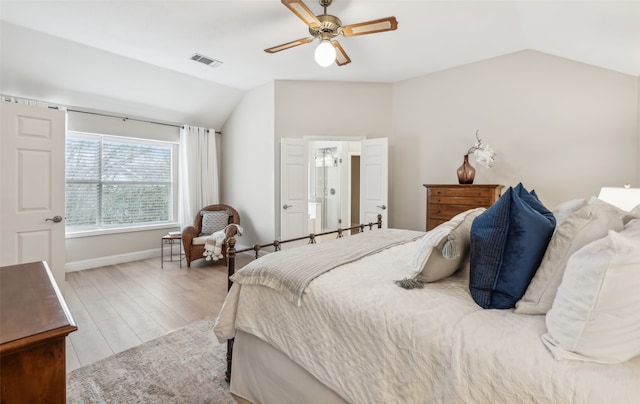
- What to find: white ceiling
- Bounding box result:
[2,0,640,93]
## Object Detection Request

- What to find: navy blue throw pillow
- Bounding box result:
[469,183,556,309]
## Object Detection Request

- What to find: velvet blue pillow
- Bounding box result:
[469,183,556,309]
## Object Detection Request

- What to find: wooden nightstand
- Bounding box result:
[424,184,504,230]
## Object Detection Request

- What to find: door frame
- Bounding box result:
[280,136,389,239]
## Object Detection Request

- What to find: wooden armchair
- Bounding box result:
[182,204,240,267]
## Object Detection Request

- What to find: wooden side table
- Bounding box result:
[0,261,77,404]
[424,184,504,230]
[161,234,183,268]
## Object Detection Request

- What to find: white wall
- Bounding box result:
[392,50,638,231]
[221,82,276,248]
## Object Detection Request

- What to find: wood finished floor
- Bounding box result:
[64,254,252,373]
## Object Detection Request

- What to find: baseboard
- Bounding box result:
[65,248,161,272]
[65,243,257,272]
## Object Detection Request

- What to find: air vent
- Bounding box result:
[191,53,223,68]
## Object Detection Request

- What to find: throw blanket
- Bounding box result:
[203,224,244,261]
[230,228,424,305]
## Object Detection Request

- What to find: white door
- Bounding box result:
[360,138,388,228]
[0,102,66,290]
[280,138,308,240]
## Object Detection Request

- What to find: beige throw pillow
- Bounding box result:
[515,202,625,315]
[550,198,586,229]
[413,208,484,282]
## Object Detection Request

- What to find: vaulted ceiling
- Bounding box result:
[1,1,639,127]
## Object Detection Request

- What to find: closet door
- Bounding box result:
[0,103,66,290]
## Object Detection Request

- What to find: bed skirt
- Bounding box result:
[230,331,347,404]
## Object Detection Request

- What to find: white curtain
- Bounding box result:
[178,125,219,229]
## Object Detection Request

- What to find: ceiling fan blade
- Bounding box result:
[265,37,315,53]
[282,0,321,28]
[341,16,398,37]
[332,41,351,66]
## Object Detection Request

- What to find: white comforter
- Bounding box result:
[214,231,640,404]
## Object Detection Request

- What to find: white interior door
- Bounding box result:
[0,102,66,289]
[360,138,388,228]
[280,138,308,240]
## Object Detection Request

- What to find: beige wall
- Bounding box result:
[273,80,393,139]
[221,82,276,248]
[220,80,392,243]
[5,26,639,268]
[272,80,393,236]
[392,50,638,231]
[224,53,638,239]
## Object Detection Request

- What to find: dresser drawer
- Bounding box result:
[427,203,480,221]
[428,187,493,199]
[428,195,491,206]
[424,184,504,231]
[427,218,448,229]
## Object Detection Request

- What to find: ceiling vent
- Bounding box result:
[191,53,223,68]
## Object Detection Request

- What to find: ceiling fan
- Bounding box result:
[265,0,398,67]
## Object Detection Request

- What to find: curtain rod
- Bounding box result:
[65,108,222,135]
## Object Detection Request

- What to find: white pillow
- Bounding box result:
[515,202,625,315]
[623,218,640,237]
[590,196,637,224]
[542,227,640,363]
[412,208,484,282]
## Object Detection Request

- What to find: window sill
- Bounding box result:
[66,223,181,239]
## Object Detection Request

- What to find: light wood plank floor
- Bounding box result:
[64,254,252,373]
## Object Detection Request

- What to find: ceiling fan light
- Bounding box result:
[314,40,336,67]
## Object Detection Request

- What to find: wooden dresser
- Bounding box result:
[0,261,77,404]
[424,184,504,230]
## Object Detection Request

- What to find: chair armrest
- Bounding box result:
[224,225,238,239]
[182,226,198,247]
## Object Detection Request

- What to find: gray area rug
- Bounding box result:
[67,319,236,403]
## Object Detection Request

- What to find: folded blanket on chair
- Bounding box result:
[203,224,243,261]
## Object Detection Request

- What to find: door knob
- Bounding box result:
[376,205,387,210]
[46,215,63,223]
[283,204,292,210]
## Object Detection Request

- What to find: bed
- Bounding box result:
[214,185,640,404]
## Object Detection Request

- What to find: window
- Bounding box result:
[65,131,178,233]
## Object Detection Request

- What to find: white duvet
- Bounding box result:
[214,231,640,404]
